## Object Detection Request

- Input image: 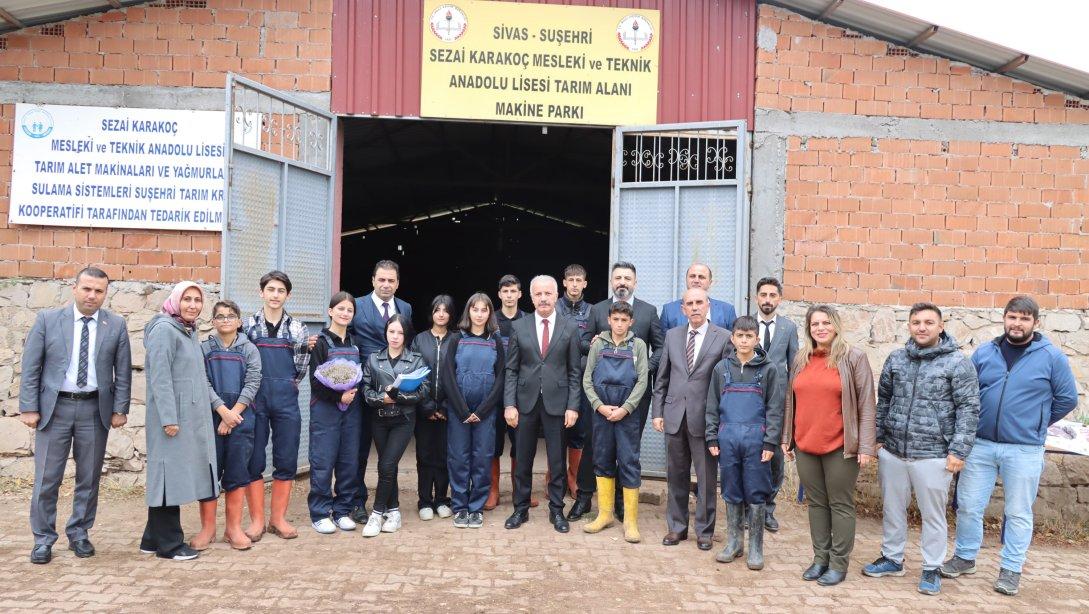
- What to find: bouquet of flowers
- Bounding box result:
[314,358,363,411]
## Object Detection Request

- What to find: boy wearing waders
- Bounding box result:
[581,301,649,543]
[243,271,312,541]
[706,316,784,570]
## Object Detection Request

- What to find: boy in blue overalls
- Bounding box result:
[243,271,312,541]
[706,315,784,570]
[581,301,649,543]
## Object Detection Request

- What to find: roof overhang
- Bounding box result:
[0,1,152,36]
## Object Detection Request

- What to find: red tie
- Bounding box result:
[540,318,550,357]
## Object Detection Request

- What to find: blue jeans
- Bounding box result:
[954,438,1044,573]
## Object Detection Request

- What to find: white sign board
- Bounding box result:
[9,104,255,232]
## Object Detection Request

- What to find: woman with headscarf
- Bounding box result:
[138,282,218,561]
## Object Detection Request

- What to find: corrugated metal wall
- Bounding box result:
[331,0,756,125]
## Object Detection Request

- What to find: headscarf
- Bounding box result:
[161,281,204,331]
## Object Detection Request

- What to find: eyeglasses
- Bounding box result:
[212,315,239,322]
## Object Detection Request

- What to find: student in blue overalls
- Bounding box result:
[705,315,785,571]
[581,301,649,543]
[441,293,506,529]
[307,292,365,534]
[191,300,262,552]
[243,270,312,541]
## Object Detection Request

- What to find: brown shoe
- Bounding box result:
[697,536,713,551]
[662,531,688,546]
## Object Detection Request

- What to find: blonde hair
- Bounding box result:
[795,304,851,371]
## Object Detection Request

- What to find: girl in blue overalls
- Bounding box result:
[440,292,505,528]
[581,301,649,543]
[705,316,785,571]
[192,300,262,551]
[307,292,364,534]
[244,271,310,541]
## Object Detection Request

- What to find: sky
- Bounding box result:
[867,0,1089,72]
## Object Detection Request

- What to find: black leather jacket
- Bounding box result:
[362,348,430,418]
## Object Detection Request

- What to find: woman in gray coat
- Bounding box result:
[138,281,218,561]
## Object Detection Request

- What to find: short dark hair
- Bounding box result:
[75,266,109,284]
[611,261,637,276]
[755,277,783,295]
[329,291,354,310]
[373,260,400,278]
[563,264,587,279]
[259,270,292,293]
[429,294,456,325]
[909,302,942,320]
[458,292,499,336]
[498,274,521,290]
[212,300,243,332]
[1004,295,1039,321]
[732,315,759,333]
[384,313,413,342]
[608,301,634,319]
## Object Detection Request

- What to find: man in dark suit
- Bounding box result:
[659,263,737,331]
[348,259,413,523]
[753,276,798,532]
[652,288,730,550]
[503,275,582,533]
[580,261,664,520]
[18,267,132,564]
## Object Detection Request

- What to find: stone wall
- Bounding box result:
[0,277,218,487]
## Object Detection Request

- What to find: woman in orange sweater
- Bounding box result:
[781,305,876,587]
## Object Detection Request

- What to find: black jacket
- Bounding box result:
[440,331,506,421]
[503,314,582,415]
[410,329,455,417]
[362,348,430,418]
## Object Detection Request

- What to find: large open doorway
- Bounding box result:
[340,118,612,331]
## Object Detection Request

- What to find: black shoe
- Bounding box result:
[549,510,570,533]
[504,509,529,530]
[802,563,828,581]
[350,504,369,524]
[566,494,592,521]
[157,545,199,561]
[764,510,780,533]
[30,544,52,564]
[661,531,688,546]
[697,536,713,551]
[817,569,847,586]
[68,538,95,558]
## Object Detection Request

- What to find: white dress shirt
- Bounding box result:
[371,292,397,316]
[534,310,557,354]
[759,314,777,348]
[685,320,710,365]
[62,305,99,392]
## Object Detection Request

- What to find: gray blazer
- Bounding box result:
[19,304,132,431]
[651,323,730,437]
[144,314,218,507]
[762,315,799,387]
[504,313,582,416]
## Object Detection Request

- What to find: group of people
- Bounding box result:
[17,262,1077,599]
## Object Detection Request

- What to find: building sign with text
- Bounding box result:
[421,0,660,126]
[9,104,257,232]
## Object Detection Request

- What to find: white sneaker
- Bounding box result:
[436,504,453,519]
[419,507,435,521]
[381,510,402,533]
[335,516,357,531]
[312,518,337,534]
[362,512,384,538]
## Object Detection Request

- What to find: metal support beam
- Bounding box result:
[997,54,1029,73]
[907,25,938,47]
[107,0,123,8]
[0,8,25,29]
[819,0,844,19]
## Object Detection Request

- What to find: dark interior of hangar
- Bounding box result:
[340,118,611,333]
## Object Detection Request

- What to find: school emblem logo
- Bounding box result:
[430,4,468,43]
[616,14,654,52]
[21,108,53,139]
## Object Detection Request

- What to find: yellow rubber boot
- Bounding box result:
[583,477,616,533]
[623,487,641,543]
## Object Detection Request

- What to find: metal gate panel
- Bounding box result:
[611,121,748,478]
[224,74,337,474]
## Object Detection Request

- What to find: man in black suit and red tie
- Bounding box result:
[502,275,582,533]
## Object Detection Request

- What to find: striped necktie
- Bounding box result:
[77,316,92,388]
[686,329,698,371]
